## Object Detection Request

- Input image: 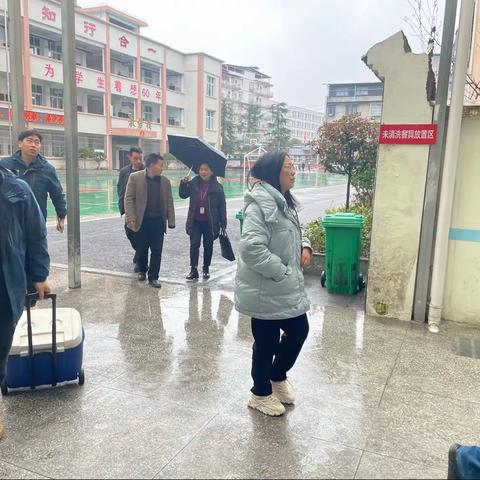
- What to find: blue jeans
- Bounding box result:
[456,446,480,479]
[0,292,15,387]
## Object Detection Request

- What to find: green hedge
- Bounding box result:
[305,203,372,258]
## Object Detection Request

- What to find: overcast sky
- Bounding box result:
[80,0,446,111]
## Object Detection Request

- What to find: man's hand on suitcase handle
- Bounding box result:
[33,281,51,300]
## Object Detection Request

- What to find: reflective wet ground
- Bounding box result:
[1,267,479,478]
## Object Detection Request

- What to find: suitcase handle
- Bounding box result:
[25,292,57,389]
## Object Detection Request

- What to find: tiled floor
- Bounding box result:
[1,267,477,478]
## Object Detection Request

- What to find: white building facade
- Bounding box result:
[0,1,223,169]
[222,64,273,147]
[286,105,324,142]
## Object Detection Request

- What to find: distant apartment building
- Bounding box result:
[286,105,324,142]
[0,1,223,169]
[222,64,273,146]
[325,82,383,122]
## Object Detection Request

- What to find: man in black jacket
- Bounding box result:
[0,129,66,232]
[117,147,144,270]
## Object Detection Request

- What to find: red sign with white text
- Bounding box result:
[379,124,437,145]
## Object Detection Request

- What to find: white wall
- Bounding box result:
[443,113,480,324]
[364,32,432,321]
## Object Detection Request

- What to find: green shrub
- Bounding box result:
[305,202,372,258]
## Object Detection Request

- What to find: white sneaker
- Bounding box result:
[271,379,295,404]
[247,394,286,416]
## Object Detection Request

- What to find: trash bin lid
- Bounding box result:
[322,212,364,228]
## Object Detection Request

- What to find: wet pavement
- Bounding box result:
[2,264,480,478]
[46,184,348,287]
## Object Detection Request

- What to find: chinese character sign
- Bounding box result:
[155,90,162,102]
[97,76,105,89]
[83,21,97,37]
[119,35,129,48]
[76,70,84,85]
[379,124,437,145]
[114,80,122,93]
[130,84,138,97]
[44,63,54,78]
[42,6,56,22]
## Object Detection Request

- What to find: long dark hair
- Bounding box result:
[249,151,296,208]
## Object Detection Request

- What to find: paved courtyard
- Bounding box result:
[1,264,480,478]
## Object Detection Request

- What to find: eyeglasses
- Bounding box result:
[24,138,41,146]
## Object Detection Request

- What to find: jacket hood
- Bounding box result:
[244,182,299,224]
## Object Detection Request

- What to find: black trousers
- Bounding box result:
[135,217,165,280]
[250,314,309,396]
[190,220,214,268]
[124,224,138,263]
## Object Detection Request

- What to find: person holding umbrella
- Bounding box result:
[179,162,227,280]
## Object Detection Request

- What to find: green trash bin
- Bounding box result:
[321,212,365,295]
[236,209,244,233]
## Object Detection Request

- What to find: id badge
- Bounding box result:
[199,207,205,214]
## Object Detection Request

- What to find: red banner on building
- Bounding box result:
[379,124,437,144]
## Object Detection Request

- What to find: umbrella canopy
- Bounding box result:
[167,134,227,178]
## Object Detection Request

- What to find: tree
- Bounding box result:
[267,102,290,151]
[243,103,262,136]
[404,0,440,54]
[311,114,379,210]
[221,98,238,158]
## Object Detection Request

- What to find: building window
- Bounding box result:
[370,103,382,117]
[32,84,44,106]
[143,104,153,121]
[327,104,336,117]
[333,88,352,96]
[50,88,63,109]
[345,104,357,115]
[87,95,104,115]
[206,75,215,97]
[29,35,41,55]
[47,40,61,60]
[205,109,215,130]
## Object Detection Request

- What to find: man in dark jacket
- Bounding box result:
[0,165,51,439]
[117,147,144,270]
[0,129,67,232]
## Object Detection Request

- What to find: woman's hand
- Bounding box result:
[182,176,190,183]
[300,247,312,269]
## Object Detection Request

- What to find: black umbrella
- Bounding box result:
[167,134,227,178]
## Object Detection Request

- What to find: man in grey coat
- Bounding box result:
[124,153,175,288]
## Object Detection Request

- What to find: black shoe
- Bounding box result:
[448,444,460,479]
[138,272,146,281]
[148,279,162,288]
[202,267,210,280]
[186,267,199,281]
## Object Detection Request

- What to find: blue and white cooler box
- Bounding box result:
[7,307,84,389]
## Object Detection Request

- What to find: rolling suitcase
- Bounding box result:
[1,293,85,396]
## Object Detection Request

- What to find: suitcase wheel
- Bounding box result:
[78,369,85,386]
[1,379,8,396]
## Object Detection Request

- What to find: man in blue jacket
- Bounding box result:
[0,165,51,439]
[0,129,67,232]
